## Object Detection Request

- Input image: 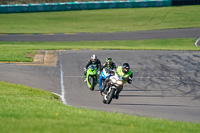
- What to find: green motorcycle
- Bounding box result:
[86,65,98,91]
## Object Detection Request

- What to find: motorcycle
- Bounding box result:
[98,67,113,92]
[102,72,124,104]
[86,64,98,91]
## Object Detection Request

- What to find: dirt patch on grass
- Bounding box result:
[26,50,58,66]
[0,50,59,66]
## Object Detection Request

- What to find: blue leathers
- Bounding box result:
[98,67,113,91]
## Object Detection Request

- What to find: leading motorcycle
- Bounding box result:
[102,72,124,104]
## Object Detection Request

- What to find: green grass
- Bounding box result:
[0,5,200,33]
[0,38,200,62]
[1,4,200,133]
[0,81,199,133]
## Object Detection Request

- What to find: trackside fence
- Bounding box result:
[0,0,172,13]
[1,0,200,13]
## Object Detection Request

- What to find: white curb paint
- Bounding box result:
[195,37,200,46]
[59,52,67,105]
[52,92,68,105]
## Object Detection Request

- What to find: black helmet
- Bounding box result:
[91,54,97,63]
[122,63,130,74]
[106,57,112,66]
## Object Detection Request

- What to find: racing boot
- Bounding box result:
[115,93,119,99]
[114,87,123,99]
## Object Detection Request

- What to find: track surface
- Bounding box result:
[0,28,200,42]
[61,50,200,123]
[1,50,200,123]
[0,28,200,123]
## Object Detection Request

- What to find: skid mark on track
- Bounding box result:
[132,53,200,100]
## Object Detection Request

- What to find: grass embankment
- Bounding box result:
[0,81,199,133]
[0,5,200,33]
[0,38,200,62]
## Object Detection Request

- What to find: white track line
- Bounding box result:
[63,76,185,79]
[59,52,67,105]
[132,76,185,79]
[195,37,200,46]
[64,76,84,78]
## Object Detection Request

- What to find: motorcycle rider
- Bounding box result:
[101,57,116,71]
[99,57,116,92]
[102,63,133,99]
[84,54,101,82]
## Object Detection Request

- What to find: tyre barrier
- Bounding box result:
[172,0,200,6]
[0,0,172,13]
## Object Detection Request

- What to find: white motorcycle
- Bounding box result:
[102,72,124,104]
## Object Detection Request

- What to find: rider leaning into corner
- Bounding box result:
[99,57,117,91]
[84,54,101,82]
[101,63,133,99]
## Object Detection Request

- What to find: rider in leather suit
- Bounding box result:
[102,63,133,99]
[84,54,101,81]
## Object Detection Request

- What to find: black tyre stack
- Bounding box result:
[172,0,200,6]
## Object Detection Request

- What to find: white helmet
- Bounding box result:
[91,54,97,60]
[91,54,97,63]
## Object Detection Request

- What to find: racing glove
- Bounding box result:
[98,70,101,75]
[127,77,132,84]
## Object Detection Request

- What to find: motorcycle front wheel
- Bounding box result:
[106,88,115,104]
[90,77,95,91]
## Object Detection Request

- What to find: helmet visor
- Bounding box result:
[106,58,112,64]
[107,61,111,65]
[123,68,129,73]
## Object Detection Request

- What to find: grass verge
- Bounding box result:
[0,81,200,133]
[0,38,200,62]
[0,5,200,33]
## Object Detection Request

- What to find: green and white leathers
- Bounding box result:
[116,66,132,83]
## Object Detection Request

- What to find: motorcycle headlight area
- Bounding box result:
[111,78,117,83]
[116,81,123,85]
[111,78,122,85]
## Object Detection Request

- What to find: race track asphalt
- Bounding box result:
[0,28,200,42]
[0,28,200,123]
[59,50,200,123]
